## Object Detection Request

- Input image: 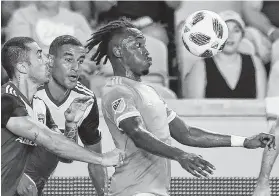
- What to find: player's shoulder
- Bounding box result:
[72,81,95,98]
[2,82,20,98]
[102,77,136,102]
[1,82,25,108]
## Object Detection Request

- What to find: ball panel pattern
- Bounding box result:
[189,32,211,46]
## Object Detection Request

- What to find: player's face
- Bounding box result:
[52,44,86,90]
[223,21,243,54]
[121,28,152,76]
[27,42,52,84]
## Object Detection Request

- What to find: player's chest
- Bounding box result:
[136,85,168,125]
[24,99,47,125]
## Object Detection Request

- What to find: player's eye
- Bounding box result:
[78,59,84,65]
[37,53,42,59]
[135,43,141,48]
[65,58,73,63]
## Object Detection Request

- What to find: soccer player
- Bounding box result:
[85,18,276,196]
[16,35,109,196]
[1,37,124,196]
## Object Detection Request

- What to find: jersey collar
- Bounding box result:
[45,83,72,107]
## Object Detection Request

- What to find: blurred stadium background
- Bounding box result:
[1,0,279,195]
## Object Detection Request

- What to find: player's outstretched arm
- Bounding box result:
[119,116,215,178]
[253,119,279,196]
[6,116,124,167]
[169,115,276,149]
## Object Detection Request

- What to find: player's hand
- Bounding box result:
[64,96,94,123]
[101,148,126,167]
[253,182,271,196]
[17,173,38,196]
[177,153,215,178]
[244,133,276,149]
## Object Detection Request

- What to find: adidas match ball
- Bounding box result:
[181,10,229,58]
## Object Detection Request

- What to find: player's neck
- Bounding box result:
[113,69,142,82]
[216,52,239,62]
[47,78,70,102]
[11,77,39,103]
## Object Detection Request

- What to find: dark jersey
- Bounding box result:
[1,82,53,196]
[24,81,101,194]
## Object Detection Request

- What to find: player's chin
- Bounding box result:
[141,69,149,76]
[65,80,77,89]
[222,46,238,54]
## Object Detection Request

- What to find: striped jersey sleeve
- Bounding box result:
[74,82,102,145]
[1,84,28,126]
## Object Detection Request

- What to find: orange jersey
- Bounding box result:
[102,76,176,196]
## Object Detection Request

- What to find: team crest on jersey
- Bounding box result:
[112,98,126,113]
[15,137,37,146]
[37,113,45,124]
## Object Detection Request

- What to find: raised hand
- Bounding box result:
[244,133,276,149]
[177,153,215,178]
[64,96,94,123]
[101,148,126,167]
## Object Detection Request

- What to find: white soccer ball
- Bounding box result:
[181,10,229,58]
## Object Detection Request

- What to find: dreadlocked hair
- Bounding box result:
[86,17,136,65]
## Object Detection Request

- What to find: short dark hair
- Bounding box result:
[1,37,35,79]
[49,35,83,56]
[85,17,136,65]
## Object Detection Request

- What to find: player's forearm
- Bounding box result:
[169,116,232,147]
[257,123,279,183]
[134,130,185,160]
[34,125,104,165]
[7,117,104,165]
[88,164,108,196]
[41,132,104,164]
[258,145,279,183]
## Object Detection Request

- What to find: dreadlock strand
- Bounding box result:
[86,17,135,65]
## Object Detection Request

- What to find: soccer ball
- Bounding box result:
[181,10,229,58]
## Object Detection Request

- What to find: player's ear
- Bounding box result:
[112,46,122,58]
[15,62,28,74]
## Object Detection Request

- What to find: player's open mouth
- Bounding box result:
[68,75,78,82]
[146,57,152,65]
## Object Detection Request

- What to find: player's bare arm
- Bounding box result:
[119,116,215,178]
[169,115,276,149]
[5,97,124,167]
[86,143,108,196]
[253,119,279,196]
